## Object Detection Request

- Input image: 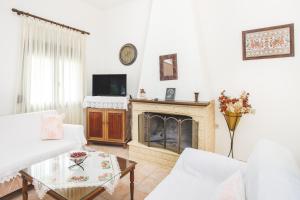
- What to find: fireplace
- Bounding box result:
[128,99,215,167]
[138,113,198,153]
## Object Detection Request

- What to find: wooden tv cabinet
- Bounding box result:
[86,108,129,147]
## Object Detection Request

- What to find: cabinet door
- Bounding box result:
[88,110,105,140]
[106,110,125,141]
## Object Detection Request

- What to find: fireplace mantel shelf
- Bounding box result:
[129,99,210,107]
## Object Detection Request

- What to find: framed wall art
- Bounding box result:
[242,24,294,60]
[159,54,178,81]
[165,88,176,101]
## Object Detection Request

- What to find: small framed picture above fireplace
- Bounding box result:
[159,54,178,81]
[165,88,176,101]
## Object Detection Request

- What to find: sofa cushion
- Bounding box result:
[214,170,245,200]
[245,140,300,200]
[145,170,218,200]
[41,113,65,140]
[0,110,57,143]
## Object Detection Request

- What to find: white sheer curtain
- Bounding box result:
[16,17,86,124]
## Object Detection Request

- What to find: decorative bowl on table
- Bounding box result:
[69,151,88,164]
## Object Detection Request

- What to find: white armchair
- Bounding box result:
[146,148,246,200]
[174,148,245,182]
[146,140,300,200]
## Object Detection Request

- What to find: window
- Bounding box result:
[17,17,86,124]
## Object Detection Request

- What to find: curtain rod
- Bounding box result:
[12,8,90,35]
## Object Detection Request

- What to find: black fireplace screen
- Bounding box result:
[138,112,198,154]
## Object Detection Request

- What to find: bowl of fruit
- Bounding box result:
[69,151,88,164]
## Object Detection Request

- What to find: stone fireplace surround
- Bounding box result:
[128,99,215,167]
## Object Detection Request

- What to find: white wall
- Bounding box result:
[138,0,211,101]
[86,0,152,97]
[136,0,300,162]
[0,0,105,115]
[192,0,300,162]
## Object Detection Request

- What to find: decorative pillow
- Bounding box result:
[41,114,65,140]
[214,171,245,200]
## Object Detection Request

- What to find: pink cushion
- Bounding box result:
[214,171,245,200]
[41,114,65,140]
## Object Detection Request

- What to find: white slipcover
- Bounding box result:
[146,148,246,200]
[245,140,300,200]
[0,111,86,183]
[146,140,300,200]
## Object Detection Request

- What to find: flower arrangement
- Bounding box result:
[218,90,254,115]
[219,90,254,158]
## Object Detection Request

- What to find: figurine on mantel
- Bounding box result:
[194,91,199,102]
[139,88,146,99]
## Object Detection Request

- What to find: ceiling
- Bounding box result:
[83,0,133,10]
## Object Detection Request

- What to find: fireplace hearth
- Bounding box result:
[138,112,198,154]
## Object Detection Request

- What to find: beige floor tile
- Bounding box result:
[149,167,172,181]
[135,162,159,177]
[98,183,129,200]
[121,189,148,200]
[136,176,162,194]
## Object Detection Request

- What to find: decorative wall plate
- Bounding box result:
[119,43,137,66]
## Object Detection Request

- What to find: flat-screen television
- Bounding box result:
[92,74,127,96]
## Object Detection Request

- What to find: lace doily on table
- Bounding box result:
[0,173,20,184]
[32,152,121,199]
[82,96,128,110]
[33,179,50,199]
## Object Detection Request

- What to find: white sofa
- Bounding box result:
[0,110,86,197]
[146,140,300,200]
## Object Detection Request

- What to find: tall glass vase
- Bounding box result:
[224,112,242,158]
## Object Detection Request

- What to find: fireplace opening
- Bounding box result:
[138,112,198,154]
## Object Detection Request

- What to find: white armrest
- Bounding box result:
[63,124,87,146]
[173,148,246,182]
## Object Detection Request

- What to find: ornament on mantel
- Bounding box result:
[194,91,199,102]
[139,88,146,99]
[218,90,255,158]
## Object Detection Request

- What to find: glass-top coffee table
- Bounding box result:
[20,151,136,200]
